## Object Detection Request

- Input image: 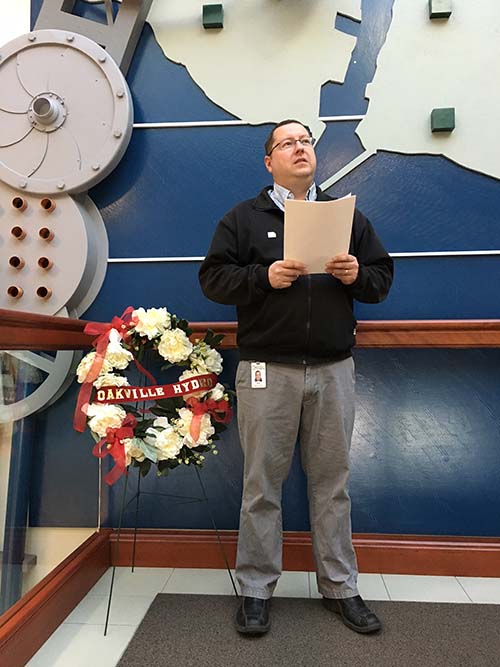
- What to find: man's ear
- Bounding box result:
[264,155,273,175]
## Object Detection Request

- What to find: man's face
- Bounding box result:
[264,122,317,187]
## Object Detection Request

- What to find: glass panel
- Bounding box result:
[0,349,98,616]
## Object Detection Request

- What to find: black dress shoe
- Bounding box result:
[322,595,381,634]
[235,596,271,634]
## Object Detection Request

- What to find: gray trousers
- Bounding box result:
[235,358,359,600]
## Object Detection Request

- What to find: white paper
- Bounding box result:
[284,195,356,273]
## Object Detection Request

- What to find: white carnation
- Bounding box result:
[158,329,193,363]
[145,417,183,460]
[76,351,112,383]
[176,407,215,448]
[207,383,225,401]
[123,437,146,466]
[189,342,223,375]
[86,403,126,438]
[105,328,134,370]
[151,416,170,429]
[203,348,223,374]
[133,307,171,339]
[156,428,184,461]
[93,373,130,389]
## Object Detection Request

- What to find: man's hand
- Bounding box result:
[325,253,359,285]
[268,259,307,289]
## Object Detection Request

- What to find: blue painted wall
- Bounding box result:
[28,0,500,536]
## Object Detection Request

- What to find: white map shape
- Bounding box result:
[148,0,361,140]
[0,2,29,47]
[358,0,500,181]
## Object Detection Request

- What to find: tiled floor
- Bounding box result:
[27,568,500,667]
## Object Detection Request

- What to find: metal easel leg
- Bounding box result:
[104,470,129,636]
[194,466,239,598]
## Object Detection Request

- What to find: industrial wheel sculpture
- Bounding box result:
[0,27,135,422]
[0,29,133,194]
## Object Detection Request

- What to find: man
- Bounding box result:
[199,120,393,635]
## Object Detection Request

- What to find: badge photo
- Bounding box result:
[251,362,267,388]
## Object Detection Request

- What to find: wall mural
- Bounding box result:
[1,0,499,536]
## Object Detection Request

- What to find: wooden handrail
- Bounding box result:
[1,308,500,350]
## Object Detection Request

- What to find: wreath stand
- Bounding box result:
[103,463,239,636]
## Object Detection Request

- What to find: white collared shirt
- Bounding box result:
[268,182,317,211]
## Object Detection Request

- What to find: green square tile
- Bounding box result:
[203,4,224,29]
[429,0,452,19]
[431,107,455,133]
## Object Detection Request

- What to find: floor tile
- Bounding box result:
[64,594,155,626]
[457,577,500,604]
[87,566,174,597]
[27,624,136,667]
[273,571,310,598]
[382,574,472,603]
[29,568,500,667]
[309,572,389,600]
[162,568,238,595]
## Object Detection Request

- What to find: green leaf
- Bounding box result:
[203,329,224,347]
[213,421,227,435]
[140,459,152,477]
[149,405,170,417]
[157,458,180,474]
[176,318,192,336]
[134,419,155,438]
[160,362,175,371]
[155,396,184,413]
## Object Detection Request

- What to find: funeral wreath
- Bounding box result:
[73,307,233,485]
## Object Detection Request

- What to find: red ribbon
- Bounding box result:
[73,307,156,432]
[185,396,232,442]
[93,374,218,404]
[92,414,137,485]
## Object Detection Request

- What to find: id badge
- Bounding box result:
[251,362,266,388]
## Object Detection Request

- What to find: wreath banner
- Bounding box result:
[93,373,218,404]
[73,306,234,485]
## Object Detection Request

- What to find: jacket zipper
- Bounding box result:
[303,274,312,364]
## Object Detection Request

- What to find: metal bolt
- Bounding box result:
[66,34,74,42]
[113,130,122,138]
[116,89,124,98]
[19,181,27,189]
[28,34,36,42]
[57,182,65,190]
[92,163,101,171]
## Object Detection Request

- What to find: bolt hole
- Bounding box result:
[39,227,54,241]
[12,197,27,211]
[38,257,53,270]
[9,256,24,269]
[36,286,52,299]
[7,286,23,298]
[11,226,26,239]
[40,198,56,213]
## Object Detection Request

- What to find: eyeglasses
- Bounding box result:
[268,136,316,156]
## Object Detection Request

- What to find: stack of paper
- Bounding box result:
[284,194,356,273]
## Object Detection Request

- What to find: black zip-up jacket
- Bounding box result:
[199,186,393,364]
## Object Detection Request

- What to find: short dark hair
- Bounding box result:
[264,119,312,156]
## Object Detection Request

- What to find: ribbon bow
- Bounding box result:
[92,413,137,485]
[73,307,156,432]
[84,308,135,363]
[185,396,232,442]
